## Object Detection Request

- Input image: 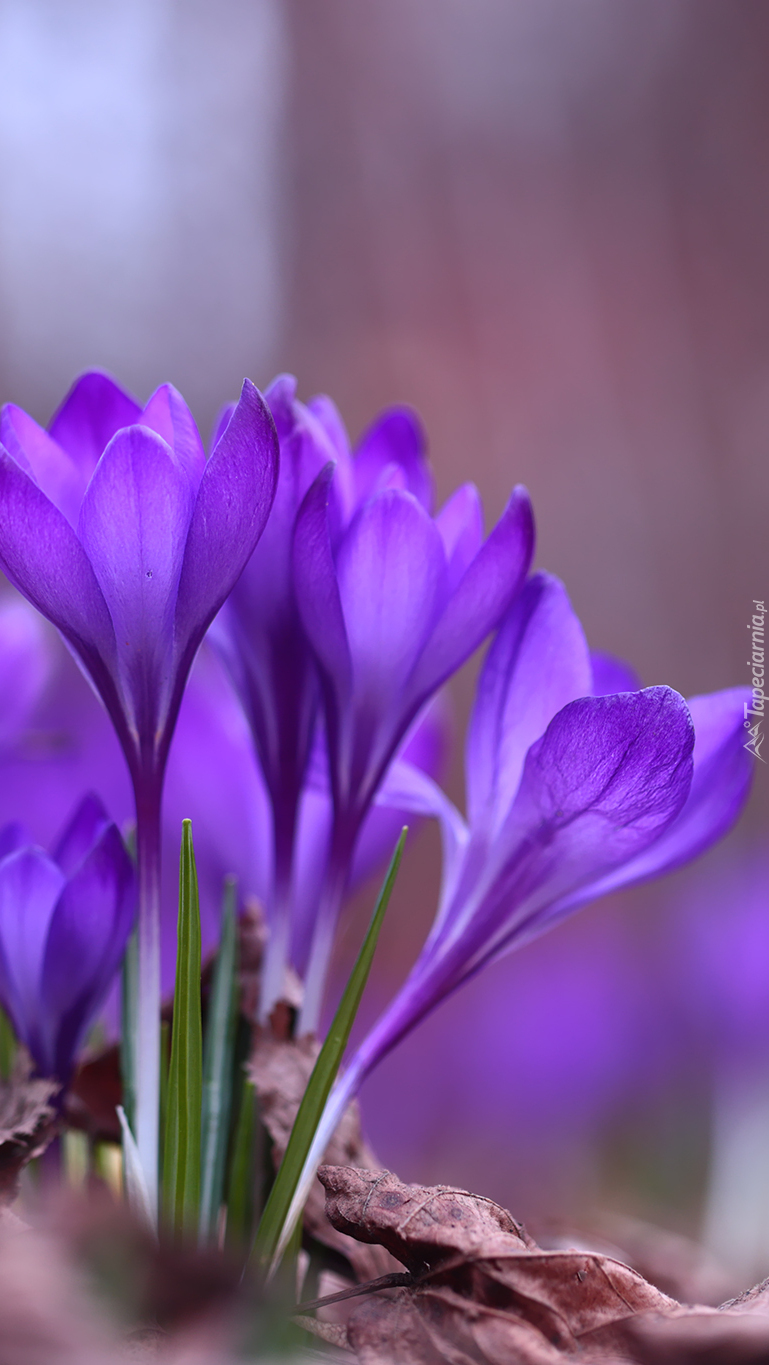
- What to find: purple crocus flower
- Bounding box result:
[0,794,135,1085]
[213,376,451,1019]
[278,572,752,1247]
[292,452,535,1030]
[0,372,278,1203]
[212,376,337,1018]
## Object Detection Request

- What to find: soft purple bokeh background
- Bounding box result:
[0,0,765,1234]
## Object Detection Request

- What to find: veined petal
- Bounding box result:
[353,407,434,511]
[466,574,592,835]
[0,451,118,684]
[293,465,352,701]
[140,384,206,492]
[435,484,484,592]
[78,426,194,729]
[174,379,278,677]
[0,848,64,1047]
[591,650,642,696]
[53,792,111,876]
[407,485,535,707]
[41,823,135,1080]
[548,687,754,911]
[336,490,446,711]
[458,687,694,964]
[48,371,141,478]
[0,406,86,527]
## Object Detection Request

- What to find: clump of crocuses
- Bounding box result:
[0,369,754,1256]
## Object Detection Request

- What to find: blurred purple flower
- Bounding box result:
[0,371,279,1199]
[284,572,752,1228]
[0,794,135,1084]
[292,449,534,1028]
[672,855,769,1063]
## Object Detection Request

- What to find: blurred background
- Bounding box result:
[0,0,766,1277]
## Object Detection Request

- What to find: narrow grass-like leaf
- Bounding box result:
[162,820,203,1240]
[226,1077,257,1250]
[253,827,407,1271]
[0,1006,16,1081]
[117,1104,156,1234]
[120,923,138,1134]
[199,877,239,1243]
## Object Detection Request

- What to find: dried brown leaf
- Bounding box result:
[309,1167,679,1364]
[535,1216,736,1309]
[237,898,268,1023]
[0,1057,58,1202]
[66,1043,123,1142]
[621,1276,769,1364]
[319,1165,534,1272]
[249,1036,400,1283]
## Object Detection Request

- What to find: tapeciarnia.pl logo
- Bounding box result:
[745,599,766,762]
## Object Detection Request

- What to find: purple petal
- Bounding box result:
[551,687,754,909]
[0,848,65,1056]
[0,406,86,527]
[174,379,278,682]
[435,484,483,593]
[466,573,592,834]
[264,373,299,439]
[0,451,119,694]
[140,384,207,492]
[353,407,434,512]
[78,426,195,727]
[306,393,350,463]
[41,823,135,1079]
[471,687,694,957]
[0,599,53,749]
[293,465,352,701]
[53,792,110,876]
[48,371,142,478]
[336,490,447,710]
[407,485,535,707]
[591,651,642,696]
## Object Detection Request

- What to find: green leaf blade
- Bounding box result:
[199,877,239,1243]
[253,827,407,1270]
[226,1077,258,1251]
[163,819,203,1240]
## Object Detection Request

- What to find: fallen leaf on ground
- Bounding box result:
[0,1056,58,1202]
[536,1213,735,1307]
[303,1166,681,1363]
